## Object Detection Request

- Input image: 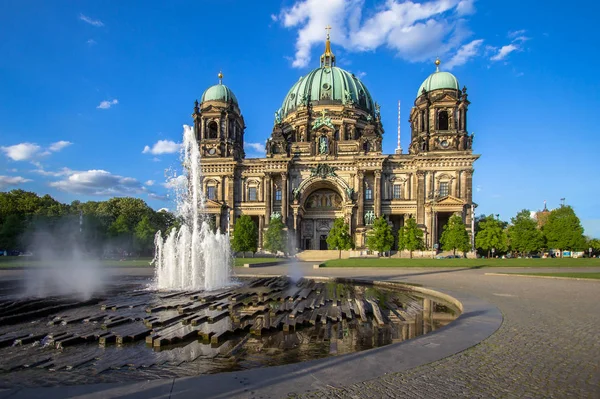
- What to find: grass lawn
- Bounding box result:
[233,257,287,267]
[0,257,154,268]
[504,272,600,280]
[322,257,600,268]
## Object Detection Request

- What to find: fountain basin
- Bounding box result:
[0,276,460,387]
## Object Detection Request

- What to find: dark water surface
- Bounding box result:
[0,276,459,387]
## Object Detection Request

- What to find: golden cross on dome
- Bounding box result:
[321,109,327,119]
[325,25,331,39]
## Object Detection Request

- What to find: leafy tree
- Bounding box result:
[542,206,586,255]
[476,215,509,258]
[366,216,395,256]
[231,214,258,257]
[263,215,287,255]
[0,214,24,251]
[326,217,353,258]
[398,217,424,258]
[440,214,470,256]
[134,215,157,255]
[587,237,600,256]
[507,210,545,255]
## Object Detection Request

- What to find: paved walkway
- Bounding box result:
[1,265,599,398]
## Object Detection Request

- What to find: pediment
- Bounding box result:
[203,199,222,208]
[435,195,465,206]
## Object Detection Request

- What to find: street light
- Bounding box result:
[429,190,440,251]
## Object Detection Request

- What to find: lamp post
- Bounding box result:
[429,190,440,252]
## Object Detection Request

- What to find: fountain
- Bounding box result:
[153,125,232,291]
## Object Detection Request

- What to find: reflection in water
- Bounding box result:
[0,277,459,387]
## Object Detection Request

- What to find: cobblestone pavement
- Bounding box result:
[284,267,600,399]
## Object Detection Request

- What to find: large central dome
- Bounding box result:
[280,66,375,118]
[279,34,375,119]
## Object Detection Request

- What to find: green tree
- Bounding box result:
[134,215,157,255]
[366,216,395,256]
[507,210,545,255]
[587,237,600,256]
[231,214,258,257]
[398,217,424,258]
[326,217,353,258]
[476,215,509,258]
[543,206,586,255]
[0,214,25,251]
[440,214,470,256]
[263,215,287,255]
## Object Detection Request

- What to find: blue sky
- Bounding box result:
[1,0,599,237]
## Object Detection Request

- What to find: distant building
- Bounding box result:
[534,201,551,229]
[195,32,479,251]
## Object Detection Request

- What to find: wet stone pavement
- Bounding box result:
[271,266,600,399]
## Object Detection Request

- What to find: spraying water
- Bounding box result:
[153,125,232,291]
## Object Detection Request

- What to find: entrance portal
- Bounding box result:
[319,235,328,250]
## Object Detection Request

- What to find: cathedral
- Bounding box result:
[193,32,479,252]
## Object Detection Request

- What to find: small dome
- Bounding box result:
[280,66,375,118]
[201,83,238,105]
[417,60,459,97]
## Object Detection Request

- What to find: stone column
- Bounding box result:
[357,170,365,226]
[460,170,467,200]
[416,171,425,225]
[281,172,288,226]
[465,170,473,204]
[264,174,272,224]
[374,170,381,217]
[258,215,264,249]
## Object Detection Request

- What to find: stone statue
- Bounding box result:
[319,136,328,154]
[429,136,435,150]
[274,109,282,125]
[459,135,466,150]
[344,90,353,104]
[375,102,381,119]
[292,187,301,201]
[364,210,375,225]
[300,94,309,107]
[345,186,355,199]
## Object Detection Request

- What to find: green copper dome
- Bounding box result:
[280,66,375,118]
[417,60,459,97]
[201,83,238,105]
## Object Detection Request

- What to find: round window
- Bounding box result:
[322,83,331,90]
[440,140,449,148]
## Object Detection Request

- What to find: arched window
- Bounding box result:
[208,121,218,139]
[438,111,449,130]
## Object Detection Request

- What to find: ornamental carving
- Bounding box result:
[310,164,337,179]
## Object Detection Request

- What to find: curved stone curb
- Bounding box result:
[2,275,502,399]
[485,272,600,282]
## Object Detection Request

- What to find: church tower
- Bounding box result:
[193,72,245,161]
[408,59,472,154]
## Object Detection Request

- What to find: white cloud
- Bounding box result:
[152,157,161,162]
[142,140,181,155]
[48,140,73,152]
[490,44,518,61]
[49,169,148,196]
[244,142,266,155]
[97,99,118,109]
[32,167,74,177]
[1,143,42,161]
[271,14,278,22]
[145,180,155,186]
[445,39,484,69]
[79,14,104,27]
[278,0,482,68]
[87,39,97,45]
[0,175,32,189]
[508,29,526,39]
[490,30,528,62]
